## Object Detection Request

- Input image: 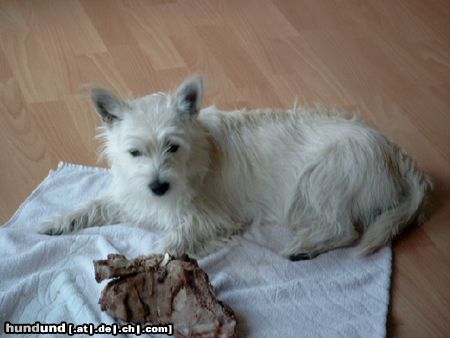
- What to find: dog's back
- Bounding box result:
[199,105,431,257]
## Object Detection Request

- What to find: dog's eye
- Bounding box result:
[167,144,179,153]
[129,150,142,157]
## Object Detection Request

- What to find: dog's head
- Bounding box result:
[92,76,210,203]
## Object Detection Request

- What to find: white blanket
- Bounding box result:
[0,162,391,338]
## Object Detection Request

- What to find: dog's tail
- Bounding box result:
[356,150,432,255]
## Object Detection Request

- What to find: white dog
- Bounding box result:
[39,76,431,260]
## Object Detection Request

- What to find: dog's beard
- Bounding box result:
[112,166,191,205]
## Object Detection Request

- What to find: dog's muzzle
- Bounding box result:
[149,180,170,196]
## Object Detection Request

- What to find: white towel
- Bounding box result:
[0,162,391,338]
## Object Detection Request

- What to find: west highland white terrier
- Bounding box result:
[39,76,431,260]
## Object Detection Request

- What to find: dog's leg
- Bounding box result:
[154,231,240,257]
[282,222,359,260]
[38,198,120,235]
[151,216,243,257]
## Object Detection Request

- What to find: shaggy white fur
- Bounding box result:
[39,76,432,259]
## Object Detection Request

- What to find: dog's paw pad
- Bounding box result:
[288,253,312,261]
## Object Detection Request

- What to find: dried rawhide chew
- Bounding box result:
[94,253,237,338]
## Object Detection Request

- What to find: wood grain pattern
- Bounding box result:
[0,1,449,336]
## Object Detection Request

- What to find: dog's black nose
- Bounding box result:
[149,180,170,196]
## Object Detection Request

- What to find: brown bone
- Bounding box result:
[94,254,236,338]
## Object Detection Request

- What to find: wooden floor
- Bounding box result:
[1,1,449,336]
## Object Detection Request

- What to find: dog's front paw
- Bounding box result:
[150,237,187,257]
[38,220,63,235]
[38,218,72,235]
[150,243,181,257]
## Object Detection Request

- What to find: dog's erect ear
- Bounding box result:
[174,76,203,118]
[91,89,127,125]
